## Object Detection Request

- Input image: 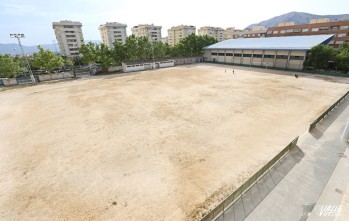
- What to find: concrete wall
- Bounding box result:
[2,78,18,86]
[159,61,174,68]
[123,63,146,72]
[108,66,123,72]
[38,72,74,82]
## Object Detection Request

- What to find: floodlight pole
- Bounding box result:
[10,34,36,83]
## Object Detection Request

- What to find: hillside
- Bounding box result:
[0,40,101,55]
[246,11,349,29]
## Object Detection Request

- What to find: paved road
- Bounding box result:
[215,97,349,221]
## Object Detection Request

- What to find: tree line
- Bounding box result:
[0,34,217,78]
[79,34,218,70]
[305,42,349,72]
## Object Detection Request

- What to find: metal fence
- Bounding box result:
[309,91,349,131]
[201,136,299,221]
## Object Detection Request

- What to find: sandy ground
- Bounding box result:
[1,64,348,221]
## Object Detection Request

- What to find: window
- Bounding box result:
[331,26,339,30]
[340,26,349,30]
[280,30,286,34]
[218,53,225,56]
[293,29,301,33]
[319,27,329,31]
[264,55,275,59]
[65,31,74,33]
[226,53,233,56]
[64,25,74,28]
[243,54,252,57]
[267,30,273,34]
[272,30,278,34]
[302,28,309,32]
[276,55,288,59]
[336,41,344,44]
[286,29,293,33]
[234,53,242,57]
[338,33,346,37]
[253,54,263,58]
[289,56,304,60]
[211,53,218,56]
[312,28,319,32]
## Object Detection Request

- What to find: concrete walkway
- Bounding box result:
[215,97,349,221]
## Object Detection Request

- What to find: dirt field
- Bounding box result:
[1,64,348,221]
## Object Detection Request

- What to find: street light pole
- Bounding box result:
[10,33,36,83]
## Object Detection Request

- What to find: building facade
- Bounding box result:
[198,26,225,42]
[52,20,84,57]
[224,26,267,40]
[266,19,349,47]
[203,35,334,70]
[131,24,162,42]
[167,25,196,46]
[99,22,127,48]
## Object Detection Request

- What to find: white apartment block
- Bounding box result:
[131,24,162,42]
[167,25,196,46]
[52,20,84,57]
[198,26,225,42]
[99,22,127,48]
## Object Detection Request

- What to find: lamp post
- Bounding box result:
[10,33,36,83]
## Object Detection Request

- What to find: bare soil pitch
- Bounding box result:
[1,64,348,220]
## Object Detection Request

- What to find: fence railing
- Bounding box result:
[309,91,349,131]
[200,136,299,221]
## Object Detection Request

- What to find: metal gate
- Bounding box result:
[0,79,4,87]
[16,76,33,84]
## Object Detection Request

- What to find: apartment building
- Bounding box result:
[52,20,84,57]
[224,26,267,40]
[198,26,225,42]
[99,22,127,48]
[266,18,349,47]
[167,25,196,46]
[131,24,162,42]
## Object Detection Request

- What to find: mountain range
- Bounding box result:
[246,11,349,29]
[0,40,101,56]
[1,12,349,55]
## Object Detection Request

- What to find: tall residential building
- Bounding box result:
[224,26,267,40]
[266,18,349,47]
[167,25,196,46]
[99,22,127,48]
[52,20,84,56]
[131,24,162,42]
[198,26,225,42]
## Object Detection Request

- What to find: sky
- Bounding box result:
[1,0,349,45]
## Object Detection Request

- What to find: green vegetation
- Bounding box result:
[31,46,64,72]
[305,42,349,73]
[0,54,22,78]
[79,34,217,69]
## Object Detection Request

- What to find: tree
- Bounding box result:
[95,43,114,71]
[111,41,127,66]
[79,42,98,65]
[31,46,64,72]
[0,55,21,78]
[63,57,74,69]
[172,34,218,57]
[305,44,337,69]
[125,35,139,60]
[335,42,349,72]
